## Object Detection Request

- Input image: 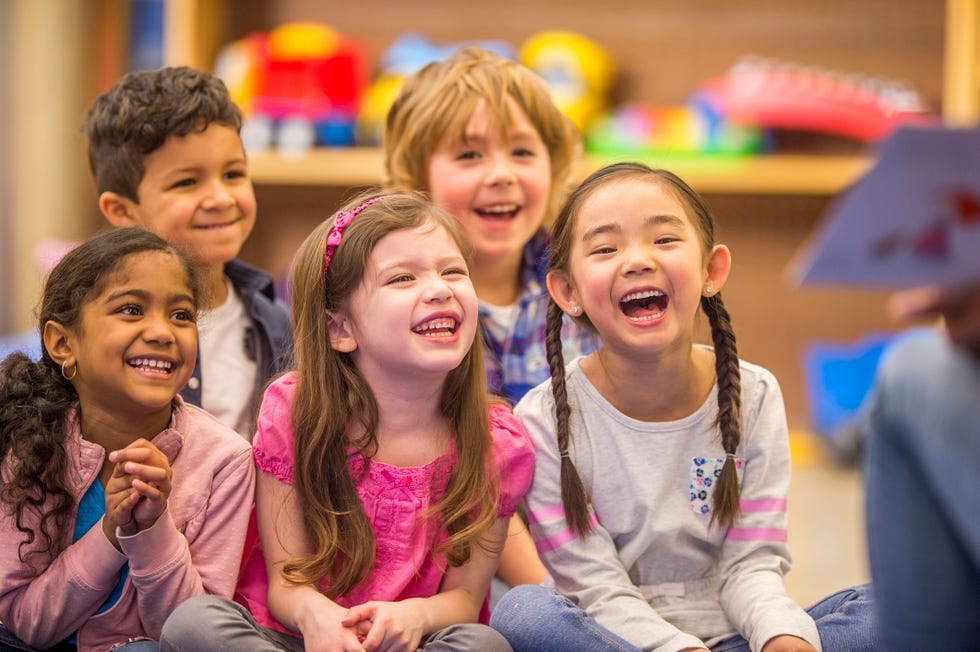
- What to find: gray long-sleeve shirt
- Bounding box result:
[516,354,820,652]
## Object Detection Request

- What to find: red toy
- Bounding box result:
[216,22,368,151]
[697,57,938,142]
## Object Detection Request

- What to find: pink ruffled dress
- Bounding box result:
[235,373,534,635]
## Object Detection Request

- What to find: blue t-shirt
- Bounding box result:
[73,480,129,614]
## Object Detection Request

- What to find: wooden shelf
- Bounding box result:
[246,148,873,196]
[577,153,873,196]
[247,147,386,187]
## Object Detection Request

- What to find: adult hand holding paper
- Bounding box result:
[831,127,980,650]
[792,125,980,290]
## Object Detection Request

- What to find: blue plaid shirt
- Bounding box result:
[480,230,599,404]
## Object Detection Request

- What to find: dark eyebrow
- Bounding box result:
[581,222,620,242]
[376,252,467,275]
[105,289,195,305]
[581,213,685,242]
[164,156,246,177]
[644,214,686,228]
[105,289,149,303]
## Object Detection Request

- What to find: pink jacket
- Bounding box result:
[0,397,255,651]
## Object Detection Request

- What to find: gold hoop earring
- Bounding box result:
[61,360,77,380]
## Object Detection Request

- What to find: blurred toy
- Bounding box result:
[356,73,408,147]
[519,30,615,134]
[356,33,515,147]
[696,56,939,143]
[380,32,514,76]
[215,22,368,155]
[804,333,893,438]
[585,101,764,156]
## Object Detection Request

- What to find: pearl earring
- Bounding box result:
[570,306,581,315]
[705,283,713,295]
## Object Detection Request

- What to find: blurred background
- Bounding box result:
[1,0,978,605]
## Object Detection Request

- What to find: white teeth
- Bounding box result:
[621,289,664,303]
[626,312,665,322]
[479,204,518,214]
[130,357,174,372]
[413,318,457,335]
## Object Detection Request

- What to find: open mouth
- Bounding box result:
[620,290,668,321]
[412,317,459,338]
[128,357,176,374]
[474,204,519,221]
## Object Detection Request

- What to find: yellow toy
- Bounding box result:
[519,30,615,134]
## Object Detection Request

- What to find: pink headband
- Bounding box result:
[322,195,391,277]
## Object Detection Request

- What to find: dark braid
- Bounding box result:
[548,161,745,535]
[701,293,742,529]
[545,300,592,536]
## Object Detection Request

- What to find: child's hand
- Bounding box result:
[102,472,140,549]
[108,438,172,532]
[342,600,425,652]
[761,635,818,652]
[299,618,365,652]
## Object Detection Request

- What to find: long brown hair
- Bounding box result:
[284,191,499,597]
[0,228,197,564]
[382,45,580,222]
[545,162,743,534]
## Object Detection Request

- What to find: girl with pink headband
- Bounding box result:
[162,192,533,651]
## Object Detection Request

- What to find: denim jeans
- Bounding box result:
[489,585,639,652]
[0,625,157,652]
[491,583,878,651]
[864,332,980,651]
[711,584,878,651]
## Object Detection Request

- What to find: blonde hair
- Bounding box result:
[284,191,499,596]
[546,163,743,533]
[383,46,581,222]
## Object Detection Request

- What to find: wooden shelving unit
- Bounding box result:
[157,0,979,430]
[245,148,873,196]
[162,0,975,197]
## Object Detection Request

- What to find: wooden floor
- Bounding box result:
[783,432,869,606]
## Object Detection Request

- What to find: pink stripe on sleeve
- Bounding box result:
[534,514,599,554]
[726,527,788,542]
[526,504,567,525]
[740,498,787,512]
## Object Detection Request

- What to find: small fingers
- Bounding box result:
[107,439,155,463]
[360,622,387,652]
[131,477,165,500]
[106,490,139,530]
[341,604,371,627]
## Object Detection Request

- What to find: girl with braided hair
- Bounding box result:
[490,163,877,652]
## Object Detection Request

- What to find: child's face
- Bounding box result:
[549,177,726,357]
[427,98,551,264]
[130,124,256,269]
[329,221,479,387]
[65,251,197,423]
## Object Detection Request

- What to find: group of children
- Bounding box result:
[0,47,879,652]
